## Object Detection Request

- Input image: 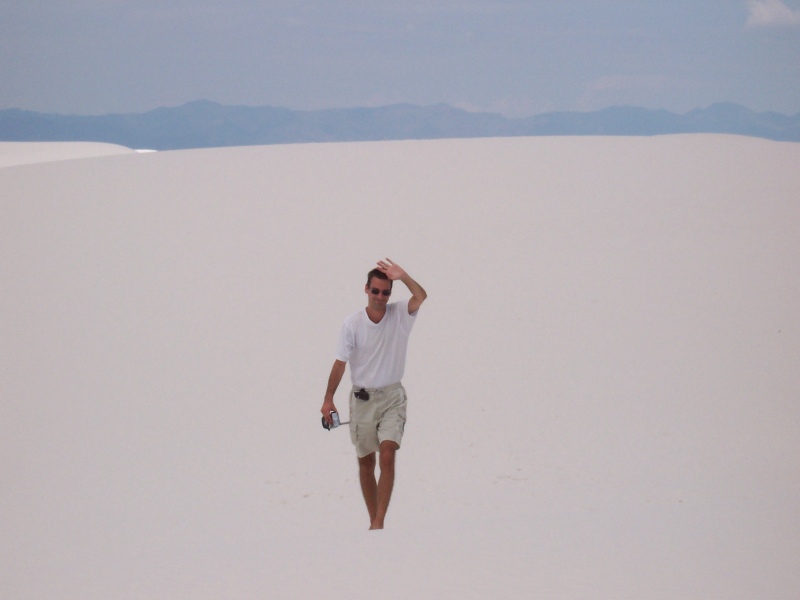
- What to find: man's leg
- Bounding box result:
[358,452,378,526]
[371,440,399,530]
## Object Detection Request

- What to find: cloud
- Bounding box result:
[746,0,800,27]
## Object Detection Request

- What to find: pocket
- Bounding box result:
[350,423,358,446]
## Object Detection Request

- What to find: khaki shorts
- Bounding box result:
[349,383,407,458]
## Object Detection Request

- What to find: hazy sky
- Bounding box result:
[1,0,799,116]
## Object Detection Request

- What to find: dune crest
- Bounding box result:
[0,141,136,167]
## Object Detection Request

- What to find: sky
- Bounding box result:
[1,0,799,117]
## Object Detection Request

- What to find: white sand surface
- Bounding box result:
[2,135,799,599]
[0,141,136,167]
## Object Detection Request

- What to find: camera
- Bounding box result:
[321,410,341,430]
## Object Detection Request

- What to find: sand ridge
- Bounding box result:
[0,141,138,167]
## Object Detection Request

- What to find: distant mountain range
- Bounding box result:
[1,100,798,150]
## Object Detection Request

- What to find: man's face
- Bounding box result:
[365,277,392,309]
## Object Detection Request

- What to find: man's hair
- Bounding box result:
[366,268,392,288]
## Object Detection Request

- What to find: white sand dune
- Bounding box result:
[0,141,136,167]
[2,135,799,599]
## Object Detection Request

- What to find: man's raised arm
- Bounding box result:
[376,258,427,314]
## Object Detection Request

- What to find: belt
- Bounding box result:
[353,382,403,394]
[352,382,402,400]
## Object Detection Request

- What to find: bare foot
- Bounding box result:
[369,521,384,530]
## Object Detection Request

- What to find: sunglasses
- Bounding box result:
[370,288,392,297]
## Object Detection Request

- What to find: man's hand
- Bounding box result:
[321,398,338,426]
[377,258,427,315]
[376,258,406,281]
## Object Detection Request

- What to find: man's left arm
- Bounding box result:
[377,258,428,314]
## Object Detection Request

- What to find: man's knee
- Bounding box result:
[378,441,398,469]
[358,453,376,472]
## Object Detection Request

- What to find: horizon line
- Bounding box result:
[2,100,798,119]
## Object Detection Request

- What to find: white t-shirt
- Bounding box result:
[335,299,418,389]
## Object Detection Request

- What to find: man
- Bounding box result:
[321,258,427,530]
